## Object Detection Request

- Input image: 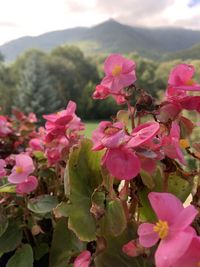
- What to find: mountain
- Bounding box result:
[1,19,200,61]
[164,43,200,61]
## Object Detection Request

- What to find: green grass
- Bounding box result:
[84,121,99,138]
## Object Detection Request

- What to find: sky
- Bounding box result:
[0,0,200,45]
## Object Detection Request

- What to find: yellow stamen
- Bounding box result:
[112,65,122,76]
[179,139,190,149]
[186,79,195,86]
[153,220,169,240]
[104,126,120,136]
[15,166,24,174]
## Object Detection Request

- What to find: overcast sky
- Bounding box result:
[0,0,200,45]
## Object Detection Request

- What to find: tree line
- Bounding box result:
[0,46,200,121]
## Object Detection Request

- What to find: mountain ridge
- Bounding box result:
[1,19,200,61]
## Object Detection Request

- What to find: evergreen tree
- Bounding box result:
[15,51,60,121]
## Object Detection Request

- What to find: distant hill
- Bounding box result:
[1,19,200,61]
[164,43,200,61]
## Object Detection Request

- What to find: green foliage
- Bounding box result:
[49,218,82,267]
[94,224,151,267]
[66,139,102,241]
[6,244,33,267]
[0,221,22,254]
[27,195,58,215]
[15,50,60,121]
[100,198,127,237]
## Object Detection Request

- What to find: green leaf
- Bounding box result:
[0,221,22,253]
[6,244,33,267]
[33,151,46,161]
[139,187,157,223]
[116,110,130,127]
[27,195,58,215]
[95,224,152,267]
[54,202,69,218]
[34,243,49,261]
[100,198,127,236]
[0,184,16,193]
[66,139,103,241]
[49,218,83,267]
[168,173,192,202]
[140,170,155,189]
[0,209,8,237]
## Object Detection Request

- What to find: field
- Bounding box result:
[84,121,99,137]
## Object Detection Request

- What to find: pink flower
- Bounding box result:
[44,101,84,143]
[8,154,35,184]
[0,159,6,178]
[127,122,160,148]
[74,250,91,267]
[162,122,185,164]
[103,147,141,180]
[138,192,198,267]
[92,84,127,105]
[29,138,44,151]
[0,115,12,137]
[16,175,38,194]
[122,240,138,257]
[27,112,37,123]
[101,54,136,94]
[172,237,200,267]
[168,64,200,91]
[92,121,129,151]
[92,84,110,100]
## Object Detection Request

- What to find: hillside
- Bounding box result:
[1,19,200,61]
[164,43,200,61]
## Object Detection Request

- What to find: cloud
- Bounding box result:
[0,21,17,27]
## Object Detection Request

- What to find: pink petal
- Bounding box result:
[138,223,159,248]
[55,115,73,125]
[172,237,200,267]
[171,205,198,231]
[104,147,141,180]
[74,250,91,267]
[155,229,194,267]
[16,176,38,194]
[148,192,183,224]
[168,64,194,86]
[101,129,127,148]
[15,154,35,174]
[128,122,160,148]
[104,54,124,75]
[8,171,30,184]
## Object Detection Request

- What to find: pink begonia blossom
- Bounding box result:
[103,147,141,180]
[92,84,110,100]
[27,112,37,123]
[138,192,198,267]
[29,138,44,151]
[0,159,6,178]
[127,122,160,148]
[92,84,127,105]
[44,101,84,143]
[162,122,185,164]
[74,250,91,267]
[92,121,129,151]
[16,175,38,194]
[92,121,160,180]
[8,154,35,184]
[122,240,138,257]
[168,63,200,91]
[101,54,136,94]
[172,237,200,267]
[0,115,12,137]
